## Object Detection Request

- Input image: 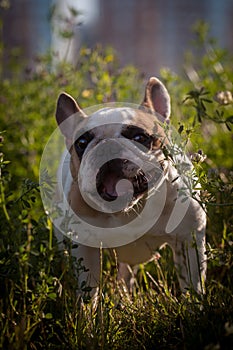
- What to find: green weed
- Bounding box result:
[0,14,233,349]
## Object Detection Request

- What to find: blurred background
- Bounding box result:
[1,0,233,76]
[0,3,233,348]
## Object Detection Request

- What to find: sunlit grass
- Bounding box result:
[0,21,233,349]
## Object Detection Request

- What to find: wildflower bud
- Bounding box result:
[214,91,233,105]
[191,150,206,163]
[63,250,69,257]
[153,251,161,261]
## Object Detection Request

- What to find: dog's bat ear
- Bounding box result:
[55,92,87,138]
[141,77,171,122]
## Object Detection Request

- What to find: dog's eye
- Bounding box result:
[75,132,93,157]
[132,134,150,144]
[76,137,89,149]
[121,126,152,149]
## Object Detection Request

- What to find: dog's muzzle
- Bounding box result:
[96,158,148,202]
[77,138,165,213]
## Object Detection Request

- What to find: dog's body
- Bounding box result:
[55,77,206,293]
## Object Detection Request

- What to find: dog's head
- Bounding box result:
[56,77,171,213]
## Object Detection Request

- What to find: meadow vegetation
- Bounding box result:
[0,16,233,349]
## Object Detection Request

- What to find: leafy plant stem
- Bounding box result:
[0,168,10,222]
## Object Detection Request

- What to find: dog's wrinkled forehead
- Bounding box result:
[76,107,159,138]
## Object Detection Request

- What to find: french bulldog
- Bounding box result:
[55,77,207,294]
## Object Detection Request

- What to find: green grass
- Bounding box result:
[0,21,233,349]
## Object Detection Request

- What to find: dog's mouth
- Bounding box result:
[96,159,148,203]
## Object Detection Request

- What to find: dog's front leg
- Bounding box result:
[171,230,206,294]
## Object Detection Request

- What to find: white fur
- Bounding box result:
[55,78,207,294]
